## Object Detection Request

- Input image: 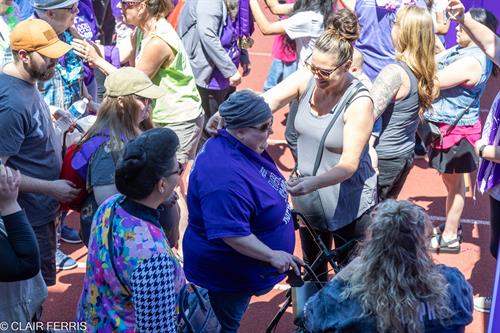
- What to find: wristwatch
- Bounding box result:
[479,144,488,158]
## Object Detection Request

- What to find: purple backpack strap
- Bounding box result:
[71,135,109,179]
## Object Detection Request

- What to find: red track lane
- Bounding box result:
[42,3,499,332]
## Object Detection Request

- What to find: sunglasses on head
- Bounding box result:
[248,119,273,132]
[304,55,347,80]
[120,0,142,9]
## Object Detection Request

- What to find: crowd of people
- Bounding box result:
[0,0,498,331]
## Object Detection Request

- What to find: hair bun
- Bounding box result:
[327,9,360,44]
[117,150,147,179]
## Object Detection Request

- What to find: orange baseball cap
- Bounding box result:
[10,19,72,59]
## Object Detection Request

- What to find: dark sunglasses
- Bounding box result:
[164,161,183,177]
[248,119,273,132]
[304,55,347,80]
[59,3,78,13]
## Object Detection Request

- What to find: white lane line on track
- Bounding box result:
[429,215,490,226]
[248,51,272,57]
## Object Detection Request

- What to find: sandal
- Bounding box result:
[432,223,463,243]
[429,234,461,254]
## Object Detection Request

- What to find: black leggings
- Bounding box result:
[489,195,500,259]
[299,210,372,282]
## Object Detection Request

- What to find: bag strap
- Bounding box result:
[106,200,132,296]
[311,80,368,176]
[443,95,480,136]
[178,283,207,332]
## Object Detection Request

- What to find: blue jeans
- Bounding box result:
[263,58,297,92]
[208,287,272,332]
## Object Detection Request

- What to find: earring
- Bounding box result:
[160,188,164,194]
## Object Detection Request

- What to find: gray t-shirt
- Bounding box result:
[0,73,62,226]
[80,142,121,229]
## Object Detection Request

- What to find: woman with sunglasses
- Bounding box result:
[183,89,303,332]
[267,10,375,278]
[72,0,204,169]
[370,6,438,201]
[77,67,181,247]
[77,127,186,332]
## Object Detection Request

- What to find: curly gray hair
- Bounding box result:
[341,200,453,333]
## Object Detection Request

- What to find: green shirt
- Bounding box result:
[135,18,202,124]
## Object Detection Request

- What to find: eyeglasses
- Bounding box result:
[58,3,78,13]
[120,0,142,9]
[304,55,347,80]
[164,161,184,177]
[248,119,273,132]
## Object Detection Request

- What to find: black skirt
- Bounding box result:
[428,138,478,174]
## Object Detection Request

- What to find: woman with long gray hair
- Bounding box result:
[304,200,473,333]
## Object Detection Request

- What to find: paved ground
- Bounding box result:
[42,3,499,332]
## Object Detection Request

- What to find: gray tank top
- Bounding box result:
[295,78,377,231]
[375,62,420,159]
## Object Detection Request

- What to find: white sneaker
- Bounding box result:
[473,296,492,313]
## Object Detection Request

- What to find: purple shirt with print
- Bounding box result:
[183,129,295,293]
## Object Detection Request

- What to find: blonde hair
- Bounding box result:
[81,95,153,150]
[342,200,452,333]
[394,6,439,117]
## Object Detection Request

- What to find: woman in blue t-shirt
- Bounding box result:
[183,90,302,332]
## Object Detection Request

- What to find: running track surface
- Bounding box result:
[43,3,500,332]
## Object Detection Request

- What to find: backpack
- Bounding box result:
[60,134,109,212]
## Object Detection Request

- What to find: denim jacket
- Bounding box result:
[426,45,493,126]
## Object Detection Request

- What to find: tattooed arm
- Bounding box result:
[370,64,403,120]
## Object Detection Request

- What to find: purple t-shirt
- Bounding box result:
[74,0,98,85]
[183,129,295,293]
[354,0,427,80]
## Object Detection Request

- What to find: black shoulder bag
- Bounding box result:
[417,96,479,147]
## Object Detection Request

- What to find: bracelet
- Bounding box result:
[479,144,488,158]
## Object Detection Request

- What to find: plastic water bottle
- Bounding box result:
[67,98,89,120]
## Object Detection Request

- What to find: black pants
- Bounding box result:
[377,150,414,201]
[299,209,372,282]
[489,195,500,259]
[33,221,57,286]
[196,85,235,146]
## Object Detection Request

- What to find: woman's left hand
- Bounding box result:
[71,39,103,67]
[287,176,318,196]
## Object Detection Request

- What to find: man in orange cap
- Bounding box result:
[0,19,79,288]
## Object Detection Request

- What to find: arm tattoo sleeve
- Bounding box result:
[370,65,403,120]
